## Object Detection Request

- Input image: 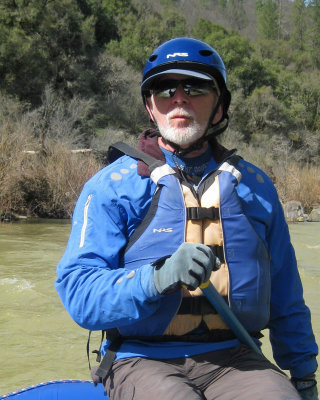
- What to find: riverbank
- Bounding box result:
[1,128,319,219]
[2,199,320,224]
[283,201,320,223]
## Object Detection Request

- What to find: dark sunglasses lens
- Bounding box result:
[152,80,178,97]
[183,83,212,97]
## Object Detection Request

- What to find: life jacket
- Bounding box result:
[109,141,271,337]
[91,138,271,382]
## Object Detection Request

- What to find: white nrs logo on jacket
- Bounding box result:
[166,52,188,59]
[153,228,173,233]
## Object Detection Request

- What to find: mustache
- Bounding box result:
[167,109,194,119]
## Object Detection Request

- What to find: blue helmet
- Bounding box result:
[141,37,231,115]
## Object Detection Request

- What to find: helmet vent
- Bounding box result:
[149,55,158,62]
[199,50,213,57]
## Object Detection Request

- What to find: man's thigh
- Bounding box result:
[104,346,301,400]
[192,345,301,400]
[104,357,204,400]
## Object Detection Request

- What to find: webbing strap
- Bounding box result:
[108,141,165,173]
[95,337,123,380]
[208,245,225,263]
[87,330,106,371]
[86,331,92,371]
[186,207,219,220]
[177,295,229,315]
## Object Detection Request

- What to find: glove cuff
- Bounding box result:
[151,255,171,270]
[291,374,317,392]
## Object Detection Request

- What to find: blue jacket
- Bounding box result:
[55,132,318,378]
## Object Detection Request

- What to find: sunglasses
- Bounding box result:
[150,78,218,99]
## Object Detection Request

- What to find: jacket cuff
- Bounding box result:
[140,264,162,299]
[290,356,318,379]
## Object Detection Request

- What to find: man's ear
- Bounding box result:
[145,98,155,122]
[212,104,223,125]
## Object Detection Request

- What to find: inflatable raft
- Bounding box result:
[0,379,106,399]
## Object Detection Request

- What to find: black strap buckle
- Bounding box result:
[186,207,219,220]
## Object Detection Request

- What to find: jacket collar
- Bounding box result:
[137,128,235,177]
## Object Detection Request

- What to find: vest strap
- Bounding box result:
[177,295,229,315]
[186,207,220,220]
[95,336,123,381]
[208,245,225,263]
[87,329,122,383]
[119,330,263,343]
[108,141,165,173]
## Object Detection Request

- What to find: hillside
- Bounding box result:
[0,0,319,217]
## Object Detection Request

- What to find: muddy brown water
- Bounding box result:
[0,220,319,394]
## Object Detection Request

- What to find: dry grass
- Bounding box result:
[273,163,320,214]
[44,142,102,217]
[221,130,320,214]
[0,125,101,218]
[1,113,319,218]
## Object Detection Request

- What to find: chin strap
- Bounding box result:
[174,117,229,157]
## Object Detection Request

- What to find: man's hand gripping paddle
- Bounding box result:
[153,242,261,354]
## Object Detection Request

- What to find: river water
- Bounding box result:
[0,220,319,395]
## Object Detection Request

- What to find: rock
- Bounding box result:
[0,212,19,222]
[307,208,320,222]
[283,201,305,222]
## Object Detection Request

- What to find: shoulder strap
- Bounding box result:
[108,141,165,173]
[123,185,163,254]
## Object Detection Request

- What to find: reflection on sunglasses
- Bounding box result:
[150,79,219,98]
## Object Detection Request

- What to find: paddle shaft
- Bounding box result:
[200,281,262,354]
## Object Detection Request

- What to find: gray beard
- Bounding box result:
[158,122,206,146]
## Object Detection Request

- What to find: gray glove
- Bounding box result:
[153,243,220,295]
[291,374,318,400]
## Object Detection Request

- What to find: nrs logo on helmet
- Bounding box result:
[166,52,189,59]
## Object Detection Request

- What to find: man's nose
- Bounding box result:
[171,85,189,103]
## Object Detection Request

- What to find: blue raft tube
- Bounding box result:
[0,379,106,399]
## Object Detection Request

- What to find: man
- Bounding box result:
[56,38,318,399]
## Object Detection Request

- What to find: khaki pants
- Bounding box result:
[104,345,301,400]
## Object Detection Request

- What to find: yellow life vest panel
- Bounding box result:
[165,174,230,336]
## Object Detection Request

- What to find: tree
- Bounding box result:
[192,20,275,95]
[107,7,187,70]
[256,0,279,40]
[0,0,96,103]
[274,69,320,133]
[0,0,133,105]
[226,0,248,30]
[76,0,133,46]
[231,85,290,141]
[290,0,307,51]
[192,20,253,69]
[307,0,320,68]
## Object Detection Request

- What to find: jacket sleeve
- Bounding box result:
[237,161,318,378]
[266,195,318,378]
[55,161,161,331]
